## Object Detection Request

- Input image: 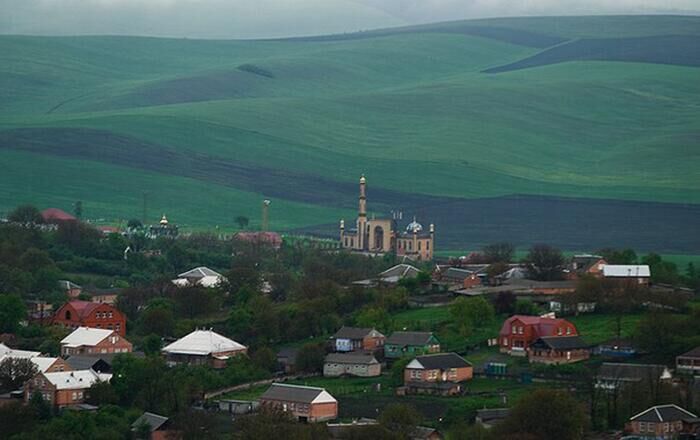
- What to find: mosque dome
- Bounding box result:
[406,218,423,233]
[160,214,169,225]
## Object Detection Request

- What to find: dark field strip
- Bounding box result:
[485,35,700,73]
[1,127,699,253]
[273,24,566,48]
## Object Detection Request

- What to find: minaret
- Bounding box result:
[358,175,367,250]
[339,219,345,244]
[429,223,435,259]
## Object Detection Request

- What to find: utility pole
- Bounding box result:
[261,200,271,232]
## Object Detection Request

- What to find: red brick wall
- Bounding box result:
[53,303,126,336]
[45,358,71,373]
[310,401,338,421]
[361,335,385,351]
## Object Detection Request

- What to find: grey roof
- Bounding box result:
[412,353,471,370]
[476,408,510,421]
[325,352,378,365]
[598,363,670,381]
[631,405,697,423]
[531,336,589,350]
[386,331,436,346]
[132,412,169,432]
[379,264,420,280]
[259,383,333,404]
[65,356,110,371]
[332,326,381,340]
[442,267,474,281]
[678,346,700,359]
[177,266,222,279]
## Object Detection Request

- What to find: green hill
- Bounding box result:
[1,15,699,252]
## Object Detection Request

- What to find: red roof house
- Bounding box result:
[53,301,126,337]
[41,208,77,224]
[499,315,578,356]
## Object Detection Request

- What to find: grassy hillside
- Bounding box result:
[1,16,699,251]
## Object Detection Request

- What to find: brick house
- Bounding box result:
[566,255,607,280]
[625,404,696,439]
[58,280,82,299]
[131,412,177,440]
[31,357,71,374]
[323,353,381,377]
[53,301,127,336]
[403,353,472,395]
[60,327,133,357]
[162,329,246,368]
[385,331,440,359]
[331,327,385,352]
[602,265,651,286]
[676,347,700,375]
[499,315,578,356]
[24,369,112,407]
[259,383,338,422]
[527,336,590,364]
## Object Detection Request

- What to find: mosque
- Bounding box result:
[340,175,435,260]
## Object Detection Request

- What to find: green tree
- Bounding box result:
[251,346,277,372]
[526,245,565,281]
[139,302,175,336]
[514,299,539,315]
[0,294,26,333]
[85,380,118,406]
[390,357,411,387]
[482,242,515,263]
[0,357,37,393]
[7,204,43,224]
[450,296,495,337]
[235,216,250,229]
[496,389,587,440]
[295,343,326,373]
[378,403,423,440]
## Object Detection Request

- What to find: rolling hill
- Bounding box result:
[1,15,699,252]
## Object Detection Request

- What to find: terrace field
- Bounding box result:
[1,15,698,252]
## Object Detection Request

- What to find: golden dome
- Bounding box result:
[160,214,168,225]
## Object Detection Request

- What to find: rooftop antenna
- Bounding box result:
[261,200,271,232]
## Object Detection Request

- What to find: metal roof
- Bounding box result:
[407,352,471,370]
[260,383,336,404]
[131,412,169,432]
[324,353,378,365]
[602,265,651,277]
[162,330,246,356]
[61,327,115,347]
[630,404,696,423]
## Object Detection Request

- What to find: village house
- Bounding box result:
[41,208,77,224]
[24,369,112,408]
[59,280,82,299]
[499,315,578,356]
[676,347,700,375]
[83,287,121,305]
[527,336,590,364]
[602,264,651,286]
[172,266,227,288]
[385,331,440,359]
[352,264,421,287]
[162,329,247,368]
[565,254,607,280]
[0,343,71,375]
[259,383,338,422]
[234,231,283,249]
[60,327,133,357]
[323,352,381,377]
[476,408,510,429]
[596,363,672,391]
[593,338,638,358]
[131,412,177,440]
[331,326,385,353]
[53,300,127,336]
[625,404,697,439]
[402,353,472,396]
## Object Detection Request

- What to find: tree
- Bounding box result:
[378,403,423,439]
[127,218,143,230]
[496,389,587,440]
[139,302,175,336]
[514,299,539,315]
[642,253,679,285]
[7,204,43,224]
[450,296,495,337]
[390,357,411,387]
[251,346,277,372]
[0,357,38,393]
[526,245,565,281]
[482,242,515,263]
[235,216,250,229]
[0,294,26,333]
[295,343,326,373]
[73,201,83,219]
[85,380,118,406]
[597,248,637,265]
[494,291,517,314]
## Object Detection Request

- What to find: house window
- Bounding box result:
[664,423,669,433]
[72,392,78,401]
[512,325,517,334]
[109,311,113,318]
[557,328,563,336]
[566,327,571,335]
[426,241,430,250]
[65,310,71,320]
[518,326,523,334]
